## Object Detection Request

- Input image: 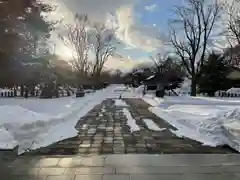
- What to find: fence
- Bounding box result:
[214,91,240,98]
[0,89,74,98]
[164,90,240,98]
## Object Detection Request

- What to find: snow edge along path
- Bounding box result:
[29,87,113,154]
[143,119,166,131]
[0,87,113,155]
[122,108,140,132]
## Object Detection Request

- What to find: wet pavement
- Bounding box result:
[1,154,240,179]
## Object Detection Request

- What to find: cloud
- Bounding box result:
[43,0,164,68]
[104,55,150,72]
[113,6,162,52]
[46,0,138,22]
[144,4,157,12]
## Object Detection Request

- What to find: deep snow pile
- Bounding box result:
[0,85,121,154]
[144,95,240,151]
[227,88,240,94]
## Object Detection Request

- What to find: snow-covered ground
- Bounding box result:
[3,83,240,154]
[0,85,125,154]
[142,94,240,152]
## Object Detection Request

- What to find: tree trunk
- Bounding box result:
[20,84,24,97]
[190,77,197,96]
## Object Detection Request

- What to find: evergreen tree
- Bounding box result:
[198,53,230,96]
[0,0,53,87]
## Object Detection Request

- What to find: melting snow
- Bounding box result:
[122,108,140,132]
[143,119,166,131]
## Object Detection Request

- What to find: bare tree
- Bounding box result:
[169,0,222,96]
[91,23,115,78]
[222,0,240,66]
[150,53,168,74]
[226,0,240,45]
[60,14,90,84]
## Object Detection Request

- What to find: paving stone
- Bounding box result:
[116,166,227,174]
[102,148,113,153]
[35,176,48,180]
[11,167,40,175]
[33,158,60,167]
[75,175,102,180]
[103,175,130,180]
[2,175,47,180]
[79,144,91,148]
[38,168,66,175]
[130,174,182,180]
[183,174,238,180]
[57,158,82,167]
[46,175,75,180]
[65,167,114,175]
[80,157,105,166]
[126,148,137,153]
[89,148,100,153]
[78,148,88,153]
[91,144,102,148]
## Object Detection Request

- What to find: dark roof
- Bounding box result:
[226,66,240,73]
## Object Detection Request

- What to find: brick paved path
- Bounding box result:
[20,98,234,156]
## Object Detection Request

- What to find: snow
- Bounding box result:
[143,95,240,108]
[3,84,240,154]
[0,128,18,149]
[143,119,166,131]
[0,88,11,93]
[146,75,155,80]
[142,95,164,106]
[174,78,191,95]
[142,94,240,151]
[227,88,240,94]
[122,108,140,132]
[114,99,129,107]
[0,85,123,154]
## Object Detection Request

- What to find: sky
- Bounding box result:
[43,0,235,72]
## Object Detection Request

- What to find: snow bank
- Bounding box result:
[142,94,240,151]
[122,108,140,132]
[150,103,240,151]
[143,95,240,108]
[0,128,18,149]
[0,85,118,154]
[227,88,240,94]
[142,95,164,106]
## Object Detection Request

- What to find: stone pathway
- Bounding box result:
[0,98,239,179]
[20,98,234,156]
